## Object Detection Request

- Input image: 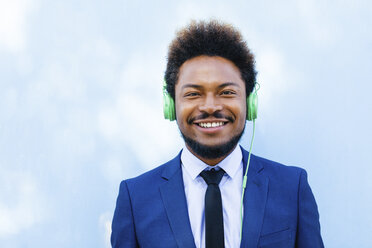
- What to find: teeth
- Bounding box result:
[198,122,225,128]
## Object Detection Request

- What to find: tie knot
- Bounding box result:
[200,168,225,185]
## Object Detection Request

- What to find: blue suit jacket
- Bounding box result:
[111,147,324,248]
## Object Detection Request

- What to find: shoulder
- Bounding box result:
[122,151,182,192]
[240,145,305,177]
[252,154,305,176]
[249,153,307,188]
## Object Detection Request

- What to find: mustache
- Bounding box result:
[188,112,234,124]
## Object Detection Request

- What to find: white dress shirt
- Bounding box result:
[181,145,243,248]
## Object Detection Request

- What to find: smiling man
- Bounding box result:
[111,20,324,248]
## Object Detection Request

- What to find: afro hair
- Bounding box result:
[164,19,257,99]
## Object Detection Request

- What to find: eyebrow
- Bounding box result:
[181,84,203,90]
[181,82,241,90]
[218,82,241,89]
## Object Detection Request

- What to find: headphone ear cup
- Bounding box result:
[163,86,176,121]
[246,91,258,121]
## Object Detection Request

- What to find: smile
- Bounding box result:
[198,122,225,128]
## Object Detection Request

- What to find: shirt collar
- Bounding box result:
[181,145,242,180]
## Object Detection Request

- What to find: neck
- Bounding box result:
[185,144,237,166]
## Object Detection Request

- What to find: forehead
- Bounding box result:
[176,55,245,90]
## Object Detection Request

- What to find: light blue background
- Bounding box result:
[1,0,371,247]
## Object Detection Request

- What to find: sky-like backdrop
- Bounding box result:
[1,0,371,247]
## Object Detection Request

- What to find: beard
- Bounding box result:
[180,126,245,160]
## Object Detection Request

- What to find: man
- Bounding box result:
[111,20,324,248]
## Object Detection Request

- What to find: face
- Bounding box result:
[175,55,247,164]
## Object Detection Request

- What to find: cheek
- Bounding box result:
[241,98,248,120]
[176,102,194,123]
[175,104,183,123]
[231,101,247,121]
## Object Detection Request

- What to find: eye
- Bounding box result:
[184,92,200,97]
[221,90,236,96]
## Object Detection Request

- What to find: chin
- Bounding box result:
[180,129,244,160]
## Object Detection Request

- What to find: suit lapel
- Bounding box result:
[240,147,269,248]
[159,153,196,248]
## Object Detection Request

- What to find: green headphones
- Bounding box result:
[163,80,258,121]
[163,81,177,121]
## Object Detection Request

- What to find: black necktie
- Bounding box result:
[200,168,225,248]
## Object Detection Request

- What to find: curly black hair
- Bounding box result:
[165,19,257,100]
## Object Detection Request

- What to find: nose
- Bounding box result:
[198,93,223,114]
